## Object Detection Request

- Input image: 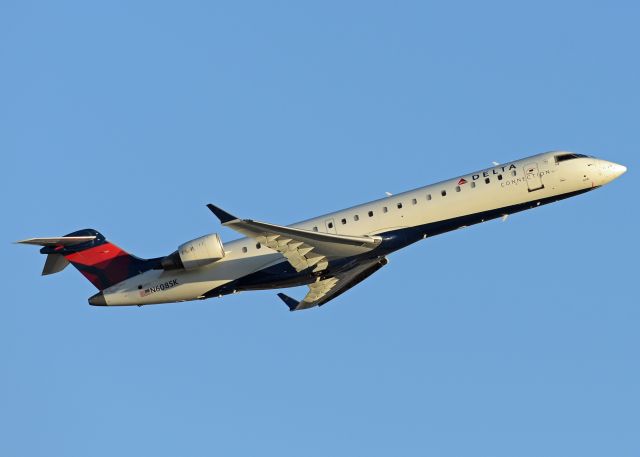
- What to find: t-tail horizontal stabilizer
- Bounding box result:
[16,235,97,276]
[17,229,157,291]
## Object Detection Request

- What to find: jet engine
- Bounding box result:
[161,233,225,270]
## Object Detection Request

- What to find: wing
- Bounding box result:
[207,204,382,273]
[277,257,388,311]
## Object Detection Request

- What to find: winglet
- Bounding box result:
[277,293,300,312]
[206,204,238,224]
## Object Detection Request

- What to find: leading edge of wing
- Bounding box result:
[206,203,382,247]
[277,257,388,311]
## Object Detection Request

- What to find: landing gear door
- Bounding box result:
[524,163,545,192]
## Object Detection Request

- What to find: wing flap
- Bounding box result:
[207,204,382,273]
[235,218,381,247]
[278,257,388,311]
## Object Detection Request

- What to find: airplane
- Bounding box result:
[18,151,626,311]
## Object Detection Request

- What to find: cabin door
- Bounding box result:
[524,163,545,192]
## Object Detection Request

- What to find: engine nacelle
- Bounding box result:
[161,233,225,271]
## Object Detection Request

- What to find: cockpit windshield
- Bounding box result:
[555,153,591,163]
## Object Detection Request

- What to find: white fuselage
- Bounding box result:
[101,151,625,306]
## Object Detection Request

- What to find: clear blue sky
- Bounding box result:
[2,1,638,456]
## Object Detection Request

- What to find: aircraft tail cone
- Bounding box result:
[89,291,107,306]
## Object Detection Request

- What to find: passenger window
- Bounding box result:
[383,207,388,213]
[485,177,490,184]
[256,243,261,249]
[354,215,359,221]
[497,174,503,181]
[412,198,417,205]
[441,190,446,196]
[313,226,318,232]
[328,222,333,229]
[455,186,461,192]
[341,218,347,225]
[471,182,476,188]
[368,211,373,217]
[427,194,432,201]
[511,170,517,177]
[397,202,403,209]
[242,247,247,253]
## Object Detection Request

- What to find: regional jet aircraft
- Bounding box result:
[18,151,626,311]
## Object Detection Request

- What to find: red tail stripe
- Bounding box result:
[64,242,126,265]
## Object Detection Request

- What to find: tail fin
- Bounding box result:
[17,229,158,290]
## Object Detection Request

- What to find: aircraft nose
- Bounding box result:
[600,160,627,183]
[88,291,107,306]
[612,163,627,177]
